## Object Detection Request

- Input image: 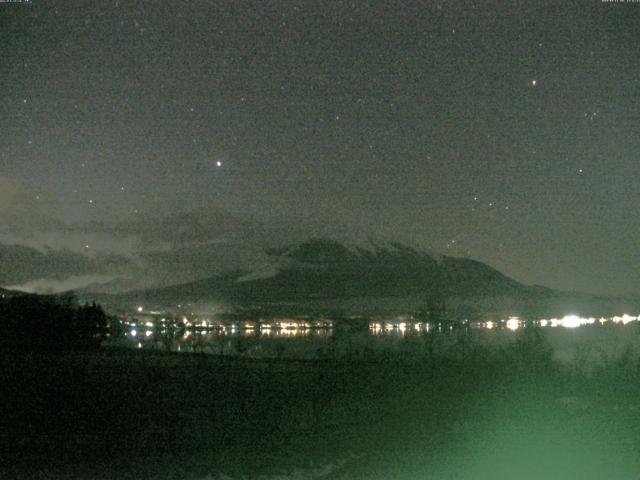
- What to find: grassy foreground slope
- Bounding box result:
[2,328,640,479]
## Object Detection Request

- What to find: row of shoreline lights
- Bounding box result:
[134,307,638,333]
[129,313,640,339]
[369,314,639,334]
[491,314,638,331]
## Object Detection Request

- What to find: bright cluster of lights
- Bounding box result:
[276,320,312,330]
[505,316,521,331]
[547,315,595,329]
[369,321,432,336]
[128,329,153,338]
[126,318,334,345]
[612,314,638,325]
[495,314,639,330]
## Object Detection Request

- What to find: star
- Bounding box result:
[216,161,222,167]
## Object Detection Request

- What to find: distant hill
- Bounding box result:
[89,238,639,319]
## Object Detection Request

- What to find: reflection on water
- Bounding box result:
[108,312,640,359]
[112,317,336,357]
[367,314,640,335]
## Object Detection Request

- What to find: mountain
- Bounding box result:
[90,237,639,319]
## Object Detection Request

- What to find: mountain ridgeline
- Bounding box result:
[102,238,631,319]
[260,239,535,300]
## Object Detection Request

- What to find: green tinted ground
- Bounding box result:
[2,331,640,479]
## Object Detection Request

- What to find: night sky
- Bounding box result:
[2,0,640,296]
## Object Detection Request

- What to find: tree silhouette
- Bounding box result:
[0,294,109,351]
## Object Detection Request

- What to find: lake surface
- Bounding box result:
[108,313,640,363]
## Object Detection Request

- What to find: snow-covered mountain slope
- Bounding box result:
[83,237,640,318]
[112,238,540,303]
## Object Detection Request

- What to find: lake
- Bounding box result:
[108,313,640,365]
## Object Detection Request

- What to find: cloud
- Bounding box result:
[0,192,294,292]
[0,177,141,258]
[0,243,134,286]
[1,230,142,258]
[4,274,128,295]
[105,206,266,246]
[0,176,64,236]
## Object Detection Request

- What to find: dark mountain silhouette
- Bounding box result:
[87,237,639,319]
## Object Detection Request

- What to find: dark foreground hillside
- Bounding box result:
[0,294,108,352]
[2,330,640,479]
